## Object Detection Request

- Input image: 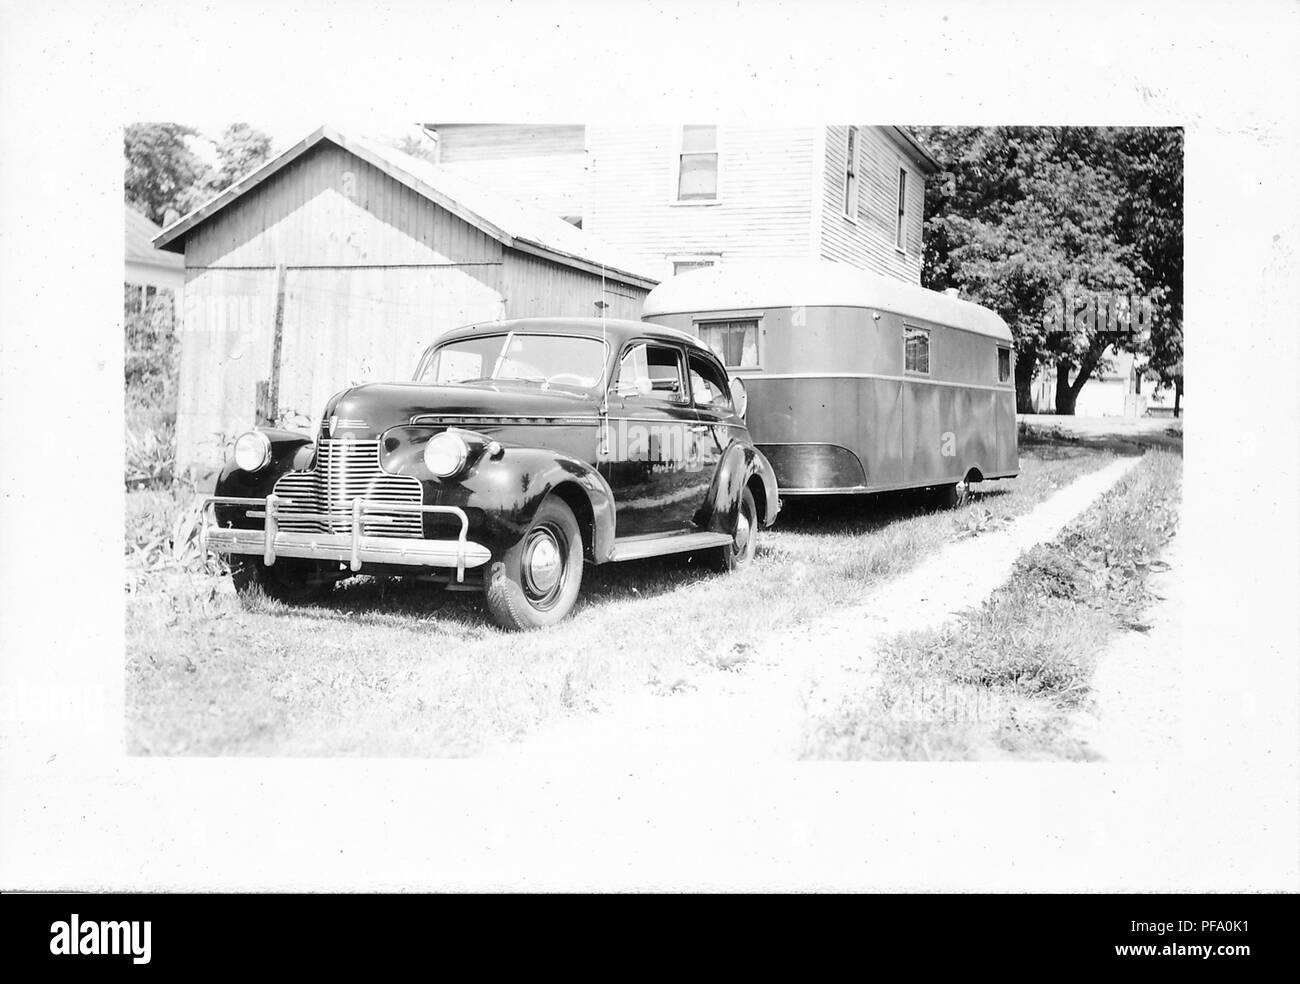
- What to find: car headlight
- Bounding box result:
[233,431,272,472]
[424,432,469,478]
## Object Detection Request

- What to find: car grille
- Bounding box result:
[272,440,424,538]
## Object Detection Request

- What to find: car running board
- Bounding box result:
[608,530,734,563]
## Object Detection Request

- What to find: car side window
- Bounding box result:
[617,343,687,403]
[688,352,733,412]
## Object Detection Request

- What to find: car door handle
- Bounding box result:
[688,424,711,434]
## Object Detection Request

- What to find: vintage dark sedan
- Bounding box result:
[203,318,780,629]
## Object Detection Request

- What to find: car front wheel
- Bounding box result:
[485,496,584,630]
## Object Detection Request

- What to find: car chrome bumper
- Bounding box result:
[201,494,491,582]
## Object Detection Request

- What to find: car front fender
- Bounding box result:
[426,448,617,564]
[213,429,315,526]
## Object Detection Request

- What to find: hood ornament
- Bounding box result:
[328,415,367,436]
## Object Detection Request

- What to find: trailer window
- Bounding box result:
[905,326,930,374]
[698,319,759,369]
[998,347,1011,382]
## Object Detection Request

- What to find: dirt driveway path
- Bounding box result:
[1073,534,1183,760]
[491,457,1142,765]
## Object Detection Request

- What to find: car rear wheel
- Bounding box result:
[485,496,583,630]
[712,486,758,573]
[230,556,335,604]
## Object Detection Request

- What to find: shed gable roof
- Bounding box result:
[152,125,657,289]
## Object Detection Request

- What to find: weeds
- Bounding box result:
[801,450,1182,760]
[125,485,227,597]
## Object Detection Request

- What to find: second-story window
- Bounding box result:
[677,125,718,202]
[843,127,859,219]
[896,167,908,250]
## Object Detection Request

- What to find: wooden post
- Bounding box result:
[255,380,273,427]
[261,263,288,426]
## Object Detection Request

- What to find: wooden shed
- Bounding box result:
[154,125,657,470]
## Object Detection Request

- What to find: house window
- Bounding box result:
[904,325,930,374]
[843,127,859,219]
[677,125,718,201]
[998,347,1011,382]
[698,319,759,369]
[672,258,717,276]
[895,168,907,250]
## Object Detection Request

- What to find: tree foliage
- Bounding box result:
[124,121,275,225]
[203,123,274,196]
[1114,127,1184,413]
[916,126,1183,414]
[124,123,209,225]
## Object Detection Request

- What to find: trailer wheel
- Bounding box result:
[230,557,334,604]
[932,482,969,509]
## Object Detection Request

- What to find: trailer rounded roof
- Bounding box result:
[642,261,1013,342]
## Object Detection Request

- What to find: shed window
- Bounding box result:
[904,326,930,374]
[698,319,759,369]
[895,168,908,250]
[843,127,859,219]
[677,126,718,201]
[998,347,1011,383]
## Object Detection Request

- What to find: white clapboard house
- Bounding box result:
[426,125,940,283]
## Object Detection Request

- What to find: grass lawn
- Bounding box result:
[126,445,1122,756]
[798,448,1182,761]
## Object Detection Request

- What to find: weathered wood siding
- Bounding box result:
[502,249,645,321]
[820,126,925,283]
[584,126,816,278]
[435,124,587,220]
[181,143,503,268]
[176,140,648,469]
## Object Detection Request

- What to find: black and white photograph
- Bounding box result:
[122,120,1184,763]
[2,0,1298,944]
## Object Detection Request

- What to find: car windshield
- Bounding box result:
[420,333,607,391]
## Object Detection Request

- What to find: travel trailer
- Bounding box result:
[642,261,1018,501]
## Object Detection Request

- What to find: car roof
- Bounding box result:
[435,317,706,351]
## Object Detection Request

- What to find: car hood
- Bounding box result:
[319,381,599,439]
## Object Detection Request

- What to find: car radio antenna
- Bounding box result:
[598,261,609,415]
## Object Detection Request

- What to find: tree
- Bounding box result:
[202,123,274,196]
[124,123,209,224]
[916,127,1181,415]
[1114,128,1184,416]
